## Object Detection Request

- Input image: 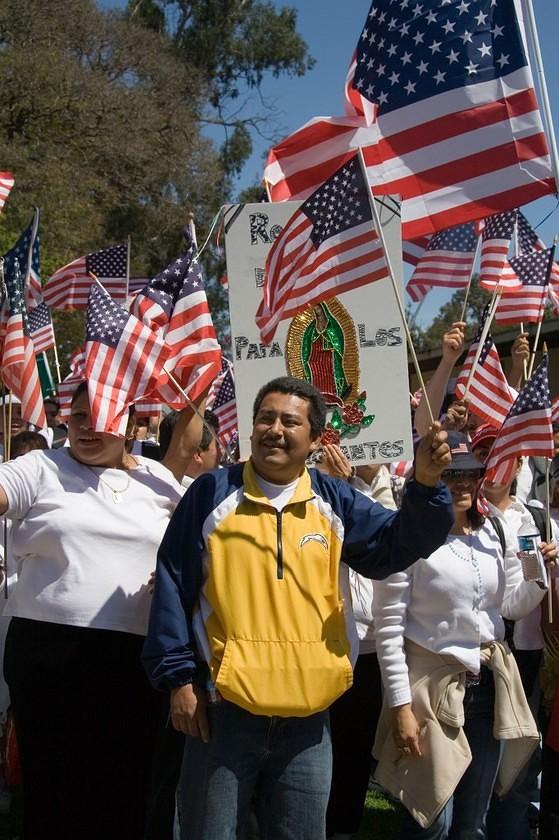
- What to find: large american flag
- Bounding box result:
[485,354,554,486]
[0,172,14,213]
[256,154,389,344]
[2,209,42,309]
[455,306,513,426]
[352,0,555,238]
[28,302,55,354]
[494,248,553,325]
[207,359,237,445]
[85,284,170,436]
[406,221,478,300]
[0,262,46,428]
[129,235,221,407]
[479,210,522,291]
[265,0,555,241]
[43,245,128,310]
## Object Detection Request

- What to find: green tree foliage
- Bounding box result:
[127,0,314,183]
[0,0,312,364]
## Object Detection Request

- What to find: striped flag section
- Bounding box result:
[43,245,128,310]
[552,396,559,428]
[407,222,478,299]
[484,355,554,486]
[0,262,46,428]
[455,310,513,427]
[57,347,85,421]
[479,211,522,291]
[256,154,389,344]
[0,172,14,212]
[85,284,170,436]
[494,248,553,325]
[129,234,221,408]
[28,301,55,354]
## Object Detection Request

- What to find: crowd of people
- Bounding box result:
[0,322,557,840]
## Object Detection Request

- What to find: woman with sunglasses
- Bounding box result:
[372,432,555,839]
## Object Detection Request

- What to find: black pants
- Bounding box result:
[326,652,383,836]
[4,618,164,840]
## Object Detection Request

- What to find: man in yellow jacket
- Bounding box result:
[144,376,453,839]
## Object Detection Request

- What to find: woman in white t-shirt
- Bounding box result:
[0,382,183,840]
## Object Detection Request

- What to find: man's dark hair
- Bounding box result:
[10,430,48,459]
[252,377,326,438]
[44,397,60,410]
[70,380,88,405]
[157,410,180,459]
[200,409,219,451]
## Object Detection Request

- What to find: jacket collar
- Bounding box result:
[243,458,315,506]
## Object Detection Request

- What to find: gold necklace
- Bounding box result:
[86,466,131,504]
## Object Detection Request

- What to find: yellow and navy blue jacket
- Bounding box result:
[143,460,452,717]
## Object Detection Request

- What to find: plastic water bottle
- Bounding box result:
[517,514,546,586]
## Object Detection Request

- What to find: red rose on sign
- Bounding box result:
[321,427,340,446]
[342,404,364,425]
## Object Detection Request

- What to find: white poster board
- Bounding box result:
[224,199,413,464]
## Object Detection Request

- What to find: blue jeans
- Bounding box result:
[401,669,502,840]
[177,699,332,839]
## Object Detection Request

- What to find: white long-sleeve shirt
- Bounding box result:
[486,496,558,650]
[373,521,546,708]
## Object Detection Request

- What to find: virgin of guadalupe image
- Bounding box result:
[286,299,360,407]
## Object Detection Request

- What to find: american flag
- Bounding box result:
[43,245,128,310]
[494,248,553,325]
[2,209,42,309]
[28,302,55,354]
[85,283,170,436]
[514,211,559,311]
[352,0,555,238]
[127,277,151,297]
[455,307,513,426]
[129,235,221,407]
[207,359,237,445]
[485,354,554,486]
[256,154,389,344]
[265,0,555,241]
[479,210,522,291]
[0,261,46,428]
[57,346,85,422]
[0,172,14,213]
[406,222,478,300]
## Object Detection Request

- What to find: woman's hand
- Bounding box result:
[391,703,422,757]
[443,399,469,432]
[170,683,209,742]
[540,541,557,570]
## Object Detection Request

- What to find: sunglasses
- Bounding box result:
[441,469,484,482]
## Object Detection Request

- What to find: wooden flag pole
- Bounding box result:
[49,320,62,384]
[125,235,131,300]
[357,147,436,424]
[527,237,557,379]
[513,216,529,384]
[459,235,482,323]
[462,284,503,399]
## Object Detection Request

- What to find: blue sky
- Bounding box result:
[100,0,559,327]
